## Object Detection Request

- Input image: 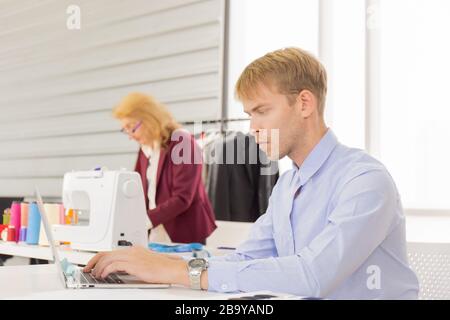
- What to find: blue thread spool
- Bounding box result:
[26,202,41,245]
[19,227,27,242]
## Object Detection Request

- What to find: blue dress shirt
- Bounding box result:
[207,129,419,299]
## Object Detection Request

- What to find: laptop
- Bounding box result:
[35,187,170,289]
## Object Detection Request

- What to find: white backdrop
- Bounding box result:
[0,0,224,197]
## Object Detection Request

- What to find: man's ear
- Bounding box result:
[296,90,316,118]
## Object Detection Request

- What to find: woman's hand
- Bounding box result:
[83,246,189,286]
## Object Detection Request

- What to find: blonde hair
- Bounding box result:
[113,92,180,147]
[235,47,327,115]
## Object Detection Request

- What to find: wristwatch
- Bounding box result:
[188,258,209,290]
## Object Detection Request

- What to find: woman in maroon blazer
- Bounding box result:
[113,92,216,244]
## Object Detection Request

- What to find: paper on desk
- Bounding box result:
[210,290,317,300]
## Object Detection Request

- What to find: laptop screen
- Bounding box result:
[34,187,67,288]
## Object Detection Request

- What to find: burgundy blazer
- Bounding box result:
[135,130,217,244]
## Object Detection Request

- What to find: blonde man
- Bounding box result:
[85,48,419,299]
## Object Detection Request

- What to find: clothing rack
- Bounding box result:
[180,118,249,133]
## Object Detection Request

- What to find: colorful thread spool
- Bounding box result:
[7,226,15,242]
[3,209,11,226]
[9,202,21,242]
[20,202,29,227]
[65,208,78,225]
[0,225,8,240]
[19,227,27,242]
[59,204,65,225]
[26,202,41,245]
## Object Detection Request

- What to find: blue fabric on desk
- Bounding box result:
[148,242,203,253]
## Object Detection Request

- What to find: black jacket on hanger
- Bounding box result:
[206,132,279,222]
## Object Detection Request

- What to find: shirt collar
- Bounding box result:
[292,129,338,187]
[141,143,160,159]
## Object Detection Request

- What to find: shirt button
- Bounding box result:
[221,284,228,290]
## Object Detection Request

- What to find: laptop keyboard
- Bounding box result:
[80,272,125,285]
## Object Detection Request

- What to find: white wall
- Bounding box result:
[0,0,224,198]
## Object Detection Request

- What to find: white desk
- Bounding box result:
[0,241,95,265]
[0,264,225,300]
[0,242,233,299]
[2,215,450,299]
[0,241,232,265]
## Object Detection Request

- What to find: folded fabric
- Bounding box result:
[148,242,203,253]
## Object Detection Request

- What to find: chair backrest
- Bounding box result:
[407,242,450,299]
[206,220,253,249]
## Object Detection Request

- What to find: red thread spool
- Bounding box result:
[7,226,15,242]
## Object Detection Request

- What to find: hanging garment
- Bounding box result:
[205,131,279,222]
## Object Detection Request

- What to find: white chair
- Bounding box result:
[206,220,253,249]
[407,242,450,299]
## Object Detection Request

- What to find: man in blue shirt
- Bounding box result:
[85,47,419,299]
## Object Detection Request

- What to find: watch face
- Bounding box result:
[189,258,206,268]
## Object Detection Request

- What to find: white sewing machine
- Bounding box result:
[52,169,148,252]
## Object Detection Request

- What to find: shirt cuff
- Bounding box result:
[207,259,241,293]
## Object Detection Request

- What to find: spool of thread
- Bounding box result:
[3,208,11,225]
[1,227,8,241]
[65,208,78,225]
[20,202,29,227]
[58,205,71,245]
[59,204,65,225]
[9,202,21,242]
[0,225,8,239]
[7,226,15,242]
[19,227,27,242]
[26,202,41,245]
[39,203,60,246]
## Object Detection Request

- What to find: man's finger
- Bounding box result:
[92,250,132,278]
[83,252,106,272]
[100,261,132,279]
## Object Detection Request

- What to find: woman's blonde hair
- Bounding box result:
[235,47,328,115]
[113,92,180,147]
